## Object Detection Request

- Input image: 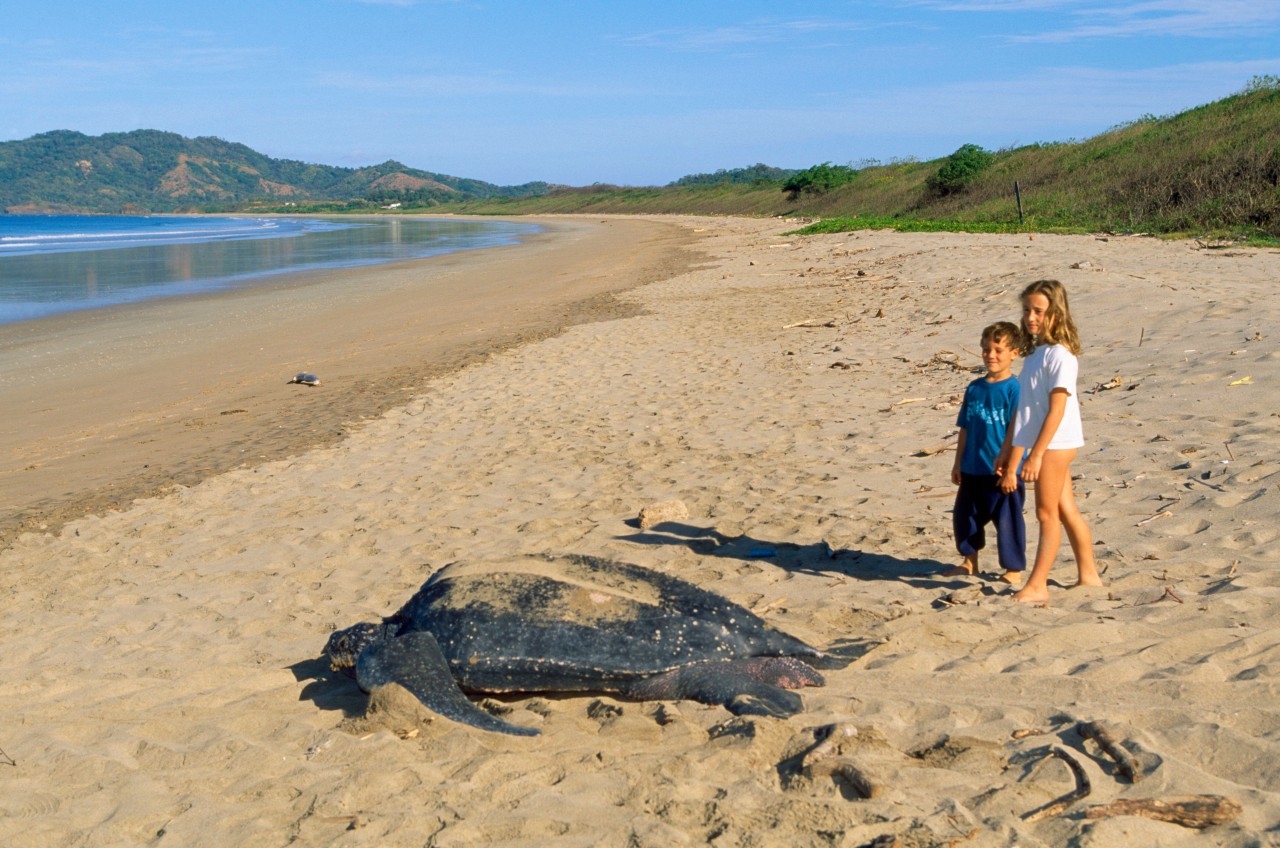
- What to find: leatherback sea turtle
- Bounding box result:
[324,554,826,736]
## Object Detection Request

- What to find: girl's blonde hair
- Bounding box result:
[1020,279,1081,355]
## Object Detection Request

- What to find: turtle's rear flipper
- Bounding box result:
[357,631,539,736]
[626,657,823,719]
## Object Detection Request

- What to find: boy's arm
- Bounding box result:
[951,428,967,485]
[994,415,1021,493]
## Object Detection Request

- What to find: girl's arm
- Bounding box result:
[1020,388,1069,482]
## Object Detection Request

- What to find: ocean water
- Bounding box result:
[0,215,541,325]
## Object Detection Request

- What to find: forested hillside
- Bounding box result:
[0,130,551,213]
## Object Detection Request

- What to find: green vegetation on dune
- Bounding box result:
[458,77,1280,240]
[3,79,1277,240]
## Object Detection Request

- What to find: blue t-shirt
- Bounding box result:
[956,375,1020,475]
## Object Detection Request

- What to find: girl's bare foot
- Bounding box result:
[1070,575,1105,589]
[1012,585,1050,604]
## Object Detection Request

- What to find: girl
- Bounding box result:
[996,279,1103,603]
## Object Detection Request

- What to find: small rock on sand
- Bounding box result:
[638,499,689,529]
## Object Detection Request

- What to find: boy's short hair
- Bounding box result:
[981,321,1022,348]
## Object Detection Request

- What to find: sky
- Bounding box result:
[3,1,1278,187]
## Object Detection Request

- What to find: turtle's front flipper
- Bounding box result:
[357,631,539,737]
[625,657,824,719]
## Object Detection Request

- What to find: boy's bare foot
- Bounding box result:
[941,564,976,577]
[942,555,978,577]
[1012,585,1050,604]
[997,570,1024,586]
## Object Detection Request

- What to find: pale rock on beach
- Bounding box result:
[1,216,1278,846]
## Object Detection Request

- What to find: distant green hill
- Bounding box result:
[0,129,552,213]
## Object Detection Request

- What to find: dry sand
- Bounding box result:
[1,216,1277,847]
[0,216,701,545]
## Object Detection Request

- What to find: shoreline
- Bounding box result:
[0,216,707,547]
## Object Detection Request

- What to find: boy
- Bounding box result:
[944,322,1026,583]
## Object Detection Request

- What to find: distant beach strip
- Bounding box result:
[0,215,541,324]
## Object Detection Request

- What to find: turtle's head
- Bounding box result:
[324,622,386,677]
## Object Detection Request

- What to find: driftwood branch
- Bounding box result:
[808,756,883,799]
[783,318,837,329]
[800,724,881,798]
[801,723,859,771]
[1024,746,1092,822]
[1083,795,1242,829]
[912,434,958,457]
[1011,728,1048,740]
[1077,721,1142,782]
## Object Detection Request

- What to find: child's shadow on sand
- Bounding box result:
[618,520,959,591]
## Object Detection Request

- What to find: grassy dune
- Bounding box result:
[454,81,1280,240]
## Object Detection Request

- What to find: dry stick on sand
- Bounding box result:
[801,723,859,771]
[1083,796,1243,829]
[1135,586,1185,606]
[1024,747,1092,823]
[913,437,957,457]
[807,757,883,799]
[783,318,837,329]
[1077,721,1142,782]
[1137,508,1174,526]
[800,724,882,799]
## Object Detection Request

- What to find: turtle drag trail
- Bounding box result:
[1,217,1279,846]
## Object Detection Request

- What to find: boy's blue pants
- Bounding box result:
[953,473,1027,571]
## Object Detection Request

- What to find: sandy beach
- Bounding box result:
[0,217,702,545]
[1,215,1277,846]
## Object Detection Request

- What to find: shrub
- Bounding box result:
[927,143,995,196]
[782,162,858,199]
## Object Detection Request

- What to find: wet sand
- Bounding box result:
[0,216,706,546]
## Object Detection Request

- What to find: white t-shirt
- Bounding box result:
[1012,344,1084,450]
